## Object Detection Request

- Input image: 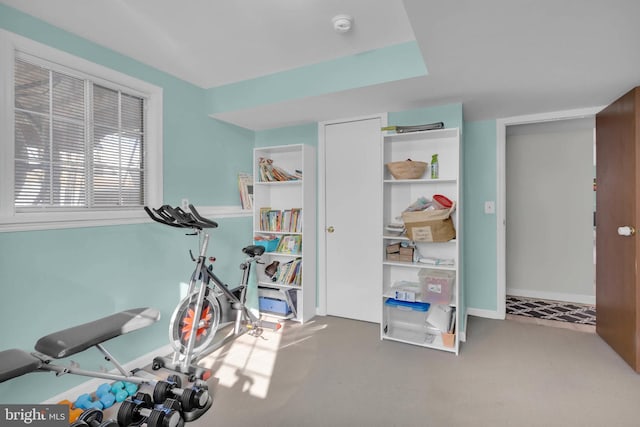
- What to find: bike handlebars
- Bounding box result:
[144,204,219,230]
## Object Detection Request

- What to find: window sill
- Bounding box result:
[0,206,252,233]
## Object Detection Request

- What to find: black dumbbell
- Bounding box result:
[156,399,184,427]
[153,375,209,412]
[117,392,181,427]
[73,408,118,427]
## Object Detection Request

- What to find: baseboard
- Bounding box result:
[41,344,173,404]
[467,307,505,320]
[507,288,595,305]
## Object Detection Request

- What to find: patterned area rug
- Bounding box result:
[506,295,596,325]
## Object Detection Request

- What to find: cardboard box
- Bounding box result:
[386,242,401,254]
[387,253,413,262]
[399,247,414,256]
[401,205,456,242]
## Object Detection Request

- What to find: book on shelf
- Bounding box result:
[273,259,302,286]
[276,235,302,254]
[282,209,291,231]
[238,173,254,210]
[289,208,302,233]
[258,157,303,182]
[258,207,303,232]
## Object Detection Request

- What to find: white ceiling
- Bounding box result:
[3,0,640,129]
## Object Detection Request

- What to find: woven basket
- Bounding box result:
[386,159,428,179]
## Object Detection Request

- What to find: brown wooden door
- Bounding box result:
[595,86,640,372]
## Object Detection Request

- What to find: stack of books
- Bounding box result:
[258,157,302,182]
[259,207,302,232]
[273,259,302,286]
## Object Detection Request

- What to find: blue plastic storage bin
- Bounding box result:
[254,237,280,252]
[384,298,430,311]
[259,296,290,315]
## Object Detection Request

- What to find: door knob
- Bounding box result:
[327,226,335,233]
[617,226,636,237]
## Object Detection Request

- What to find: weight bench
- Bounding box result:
[0,307,160,385]
[0,306,213,422]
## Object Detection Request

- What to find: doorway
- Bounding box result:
[496,107,603,320]
[505,118,595,309]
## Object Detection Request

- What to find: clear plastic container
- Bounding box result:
[418,269,455,304]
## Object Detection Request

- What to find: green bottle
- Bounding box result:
[431,154,439,179]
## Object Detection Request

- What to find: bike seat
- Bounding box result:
[243,245,266,257]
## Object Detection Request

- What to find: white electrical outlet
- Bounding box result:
[484,201,495,214]
[181,198,189,210]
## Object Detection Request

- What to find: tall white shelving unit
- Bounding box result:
[253,144,316,323]
[380,128,462,354]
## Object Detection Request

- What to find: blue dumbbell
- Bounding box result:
[110,381,124,393]
[110,381,130,402]
[95,383,116,409]
[74,394,93,410]
[88,400,104,410]
[74,393,103,410]
[96,383,111,398]
[124,382,139,396]
[99,392,116,409]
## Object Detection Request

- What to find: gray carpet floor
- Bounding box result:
[179,315,640,427]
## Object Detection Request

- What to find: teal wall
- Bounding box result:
[463,121,498,312]
[0,3,502,405]
[0,5,254,403]
[255,123,318,148]
[206,41,427,115]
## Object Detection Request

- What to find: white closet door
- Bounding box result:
[323,117,382,323]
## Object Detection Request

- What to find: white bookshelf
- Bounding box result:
[380,128,462,354]
[253,144,316,323]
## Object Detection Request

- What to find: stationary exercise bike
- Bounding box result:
[144,204,281,381]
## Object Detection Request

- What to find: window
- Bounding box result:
[0,30,162,231]
[15,56,146,210]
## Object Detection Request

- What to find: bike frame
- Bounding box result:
[175,230,259,371]
[145,204,280,381]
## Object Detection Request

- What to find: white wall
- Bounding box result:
[506,118,595,303]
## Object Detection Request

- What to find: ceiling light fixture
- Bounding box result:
[332,14,353,33]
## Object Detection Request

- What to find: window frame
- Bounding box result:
[0,30,163,232]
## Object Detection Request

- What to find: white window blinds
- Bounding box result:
[14,56,146,211]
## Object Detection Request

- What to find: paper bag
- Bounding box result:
[401,204,456,242]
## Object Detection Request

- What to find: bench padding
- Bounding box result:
[0,349,42,383]
[35,307,160,359]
